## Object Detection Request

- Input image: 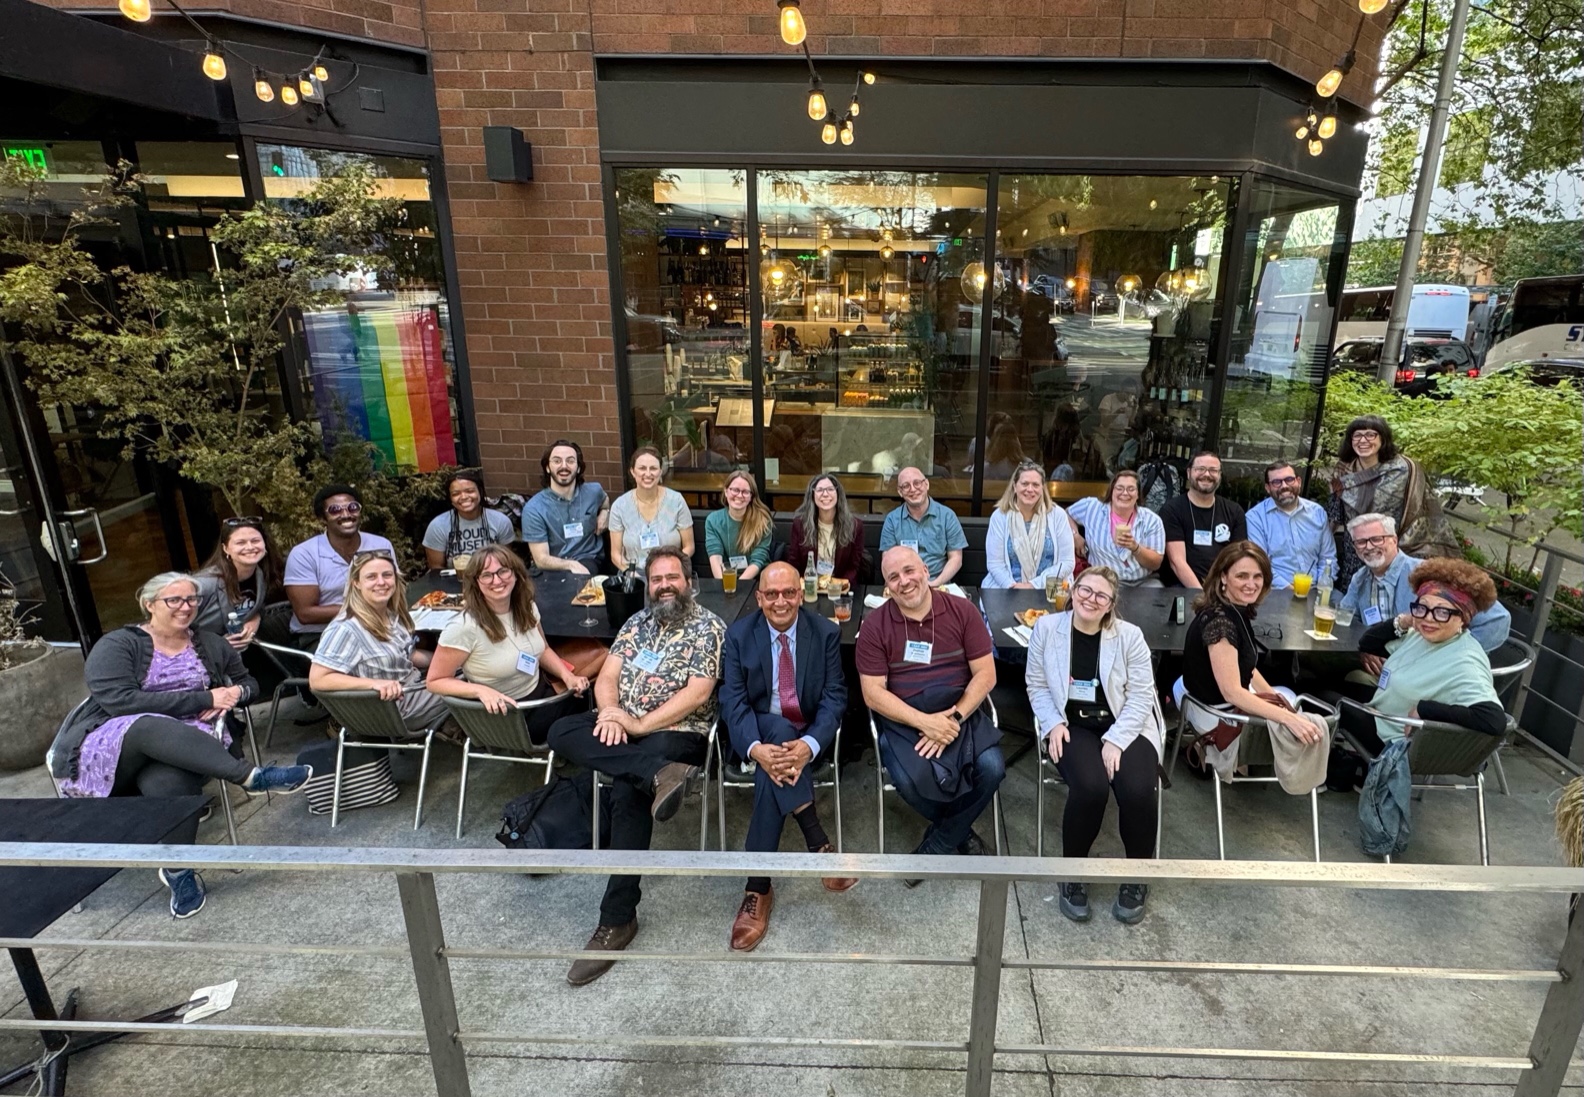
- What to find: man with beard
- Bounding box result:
[856,547,1002,877]
[523,438,610,574]
[1338,513,1510,668]
[283,483,395,652]
[1159,451,1246,588]
[546,546,725,986]
[1246,461,1335,591]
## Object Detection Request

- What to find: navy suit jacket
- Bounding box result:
[720,607,846,762]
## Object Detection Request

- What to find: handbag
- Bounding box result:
[295,741,400,816]
[1202,691,1293,752]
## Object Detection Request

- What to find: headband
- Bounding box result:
[1415,581,1475,623]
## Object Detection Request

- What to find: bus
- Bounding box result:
[1333,283,1472,346]
[1482,274,1584,373]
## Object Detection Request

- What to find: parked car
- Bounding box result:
[1030,275,1077,312]
[1483,357,1584,389]
[1329,337,1478,397]
[1088,279,1119,313]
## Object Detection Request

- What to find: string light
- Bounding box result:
[299,74,318,99]
[777,0,806,45]
[254,69,274,103]
[1308,137,1325,157]
[821,120,838,144]
[807,79,828,121]
[313,62,330,82]
[202,49,227,81]
[1359,0,1388,10]
[839,117,854,145]
[1316,49,1355,97]
[117,0,151,21]
[280,83,299,106]
[1318,111,1338,139]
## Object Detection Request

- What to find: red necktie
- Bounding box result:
[777,632,804,727]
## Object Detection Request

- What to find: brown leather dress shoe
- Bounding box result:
[729,888,774,952]
[813,843,858,892]
[651,762,699,821]
[566,919,638,986]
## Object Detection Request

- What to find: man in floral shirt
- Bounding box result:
[547,546,725,987]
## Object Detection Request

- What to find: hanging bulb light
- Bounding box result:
[880,243,894,260]
[1295,123,1310,140]
[280,83,299,106]
[118,0,152,21]
[862,71,875,84]
[777,0,806,45]
[253,70,274,103]
[1318,111,1338,140]
[299,74,318,99]
[807,79,828,121]
[1359,0,1388,11]
[698,241,709,255]
[1316,51,1354,98]
[839,117,854,145]
[820,120,838,144]
[202,48,227,81]
[848,96,860,118]
[313,62,330,82]
[819,243,832,258]
[1308,138,1325,157]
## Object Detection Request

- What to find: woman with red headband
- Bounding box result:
[1347,557,1505,753]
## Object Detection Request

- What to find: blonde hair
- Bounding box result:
[994,460,1052,517]
[722,470,773,555]
[340,551,413,642]
[1073,565,1123,630]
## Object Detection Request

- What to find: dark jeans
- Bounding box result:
[110,716,255,798]
[546,712,707,927]
[878,735,1005,855]
[1054,727,1158,859]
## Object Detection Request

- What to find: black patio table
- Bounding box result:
[978,584,1366,655]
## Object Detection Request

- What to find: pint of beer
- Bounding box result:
[1313,605,1336,637]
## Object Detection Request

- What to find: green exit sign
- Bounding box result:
[3,146,49,172]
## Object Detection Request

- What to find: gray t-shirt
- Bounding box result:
[422,509,515,564]
[607,488,692,567]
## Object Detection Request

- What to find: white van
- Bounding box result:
[1334,284,1471,345]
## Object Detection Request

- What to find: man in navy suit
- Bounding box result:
[719,561,856,952]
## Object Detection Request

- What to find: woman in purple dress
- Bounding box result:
[48,572,313,919]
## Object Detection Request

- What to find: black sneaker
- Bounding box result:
[1058,882,1090,923]
[957,829,992,856]
[158,868,206,919]
[1113,883,1149,924]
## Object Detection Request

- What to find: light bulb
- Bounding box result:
[770,265,786,284]
[300,74,322,99]
[880,244,894,260]
[313,63,330,82]
[698,242,708,255]
[807,86,827,120]
[821,121,838,144]
[1308,138,1325,157]
[1306,110,1319,127]
[118,0,151,21]
[280,83,299,106]
[1058,224,1066,235]
[839,121,854,145]
[862,71,875,84]
[848,97,860,118]
[202,51,227,81]
[1295,124,1309,140]
[1359,0,1388,11]
[1148,198,1157,209]
[254,73,274,102]
[777,0,806,45]
[819,244,832,258]
[1316,66,1346,98]
[1318,114,1337,139]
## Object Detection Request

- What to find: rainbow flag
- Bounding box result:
[302,301,457,472]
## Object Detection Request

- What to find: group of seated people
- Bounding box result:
[45,434,1512,959]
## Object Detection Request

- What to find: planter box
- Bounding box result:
[0,643,86,772]
[1505,604,1584,759]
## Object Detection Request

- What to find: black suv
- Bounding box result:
[1330,337,1478,397]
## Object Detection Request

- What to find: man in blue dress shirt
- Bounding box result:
[1246,461,1336,590]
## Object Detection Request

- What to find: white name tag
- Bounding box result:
[563,521,584,540]
[516,651,539,677]
[816,560,835,576]
[633,649,663,673]
[1363,605,1383,626]
[1193,529,1213,547]
[639,531,661,550]
[1069,678,1097,703]
[1377,666,1391,689]
[729,555,748,570]
[902,640,933,664]
[900,539,920,552]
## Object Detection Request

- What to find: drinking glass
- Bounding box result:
[722,567,738,595]
[1292,572,1313,598]
[1313,605,1336,637]
[834,593,853,622]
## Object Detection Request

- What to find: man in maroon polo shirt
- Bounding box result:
[856,546,1002,876]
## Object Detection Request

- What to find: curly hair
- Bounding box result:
[1407,557,1497,613]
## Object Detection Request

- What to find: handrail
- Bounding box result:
[0,844,1580,1097]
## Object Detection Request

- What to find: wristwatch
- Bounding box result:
[948,708,963,723]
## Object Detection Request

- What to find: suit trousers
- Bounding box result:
[742,712,818,855]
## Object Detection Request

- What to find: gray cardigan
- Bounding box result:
[48,626,257,779]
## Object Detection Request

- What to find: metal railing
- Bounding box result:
[0,844,1580,1097]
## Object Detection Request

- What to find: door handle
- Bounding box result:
[58,507,109,564]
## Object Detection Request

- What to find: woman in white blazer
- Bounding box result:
[983,459,1075,590]
[1025,565,1164,926]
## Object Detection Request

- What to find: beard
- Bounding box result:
[651,587,696,625]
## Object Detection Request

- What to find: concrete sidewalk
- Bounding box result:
[2,700,1580,1097]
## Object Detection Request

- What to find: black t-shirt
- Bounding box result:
[1064,625,1115,734]
[1159,494,1247,584]
[1181,602,1258,706]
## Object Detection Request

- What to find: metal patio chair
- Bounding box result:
[868,698,1004,855]
[443,690,588,838]
[709,722,843,852]
[590,719,717,853]
[1484,637,1536,796]
[317,688,447,829]
[1034,748,1162,859]
[254,639,315,750]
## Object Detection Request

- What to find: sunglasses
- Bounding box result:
[1409,600,1457,623]
[325,502,363,518]
[351,550,395,566]
[223,515,264,528]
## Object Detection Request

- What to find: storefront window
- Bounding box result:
[1220,180,1348,491]
[991,175,1232,505]
[614,168,750,496]
[259,144,461,473]
[756,171,988,514]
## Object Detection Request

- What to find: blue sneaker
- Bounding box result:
[158,868,206,919]
[244,764,313,794]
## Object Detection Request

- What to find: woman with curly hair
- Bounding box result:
[1328,416,1456,589]
[1346,557,1505,754]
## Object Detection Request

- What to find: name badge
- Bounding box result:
[816,560,835,576]
[563,521,584,540]
[516,651,539,677]
[1377,666,1391,689]
[1363,605,1383,626]
[633,649,663,673]
[1193,529,1213,547]
[1069,678,1097,703]
[900,539,920,552]
[902,640,933,665]
[729,555,749,570]
[639,531,661,551]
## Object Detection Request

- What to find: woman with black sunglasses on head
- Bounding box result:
[192,518,282,648]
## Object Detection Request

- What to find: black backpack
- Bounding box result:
[496,771,612,851]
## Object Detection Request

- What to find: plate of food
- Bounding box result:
[1016,608,1050,629]
[413,590,464,611]
[571,578,606,606]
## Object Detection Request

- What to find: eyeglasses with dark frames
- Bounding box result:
[1409,600,1457,623]
[158,595,202,609]
[1352,534,1392,549]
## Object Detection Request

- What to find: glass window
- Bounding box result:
[990,175,1232,506]
[756,170,988,515]
[614,168,750,499]
[1220,180,1348,491]
[258,145,461,473]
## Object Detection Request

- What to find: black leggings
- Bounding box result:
[1054,726,1158,859]
[110,717,255,799]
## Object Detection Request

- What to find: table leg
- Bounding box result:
[1,948,71,1093]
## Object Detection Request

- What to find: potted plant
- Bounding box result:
[0,568,84,772]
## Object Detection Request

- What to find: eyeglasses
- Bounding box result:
[1352,430,1381,442]
[223,515,264,528]
[1190,465,1220,475]
[898,480,927,491]
[325,502,363,518]
[1352,534,1392,549]
[813,486,838,496]
[1409,600,1457,623]
[1072,585,1114,606]
[159,595,201,609]
[1267,475,1300,486]
[477,568,513,584]
[760,588,801,602]
[1254,623,1284,642]
[724,487,753,497]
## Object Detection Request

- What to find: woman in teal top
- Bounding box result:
[1350,557,1505,753]
[705,470,773,582]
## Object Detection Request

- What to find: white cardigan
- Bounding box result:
[983,506,1076,589]
[1025,610,1165,760]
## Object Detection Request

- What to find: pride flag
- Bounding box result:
[302,300,457,472]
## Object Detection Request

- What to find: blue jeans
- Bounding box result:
[878,735,1005,855]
